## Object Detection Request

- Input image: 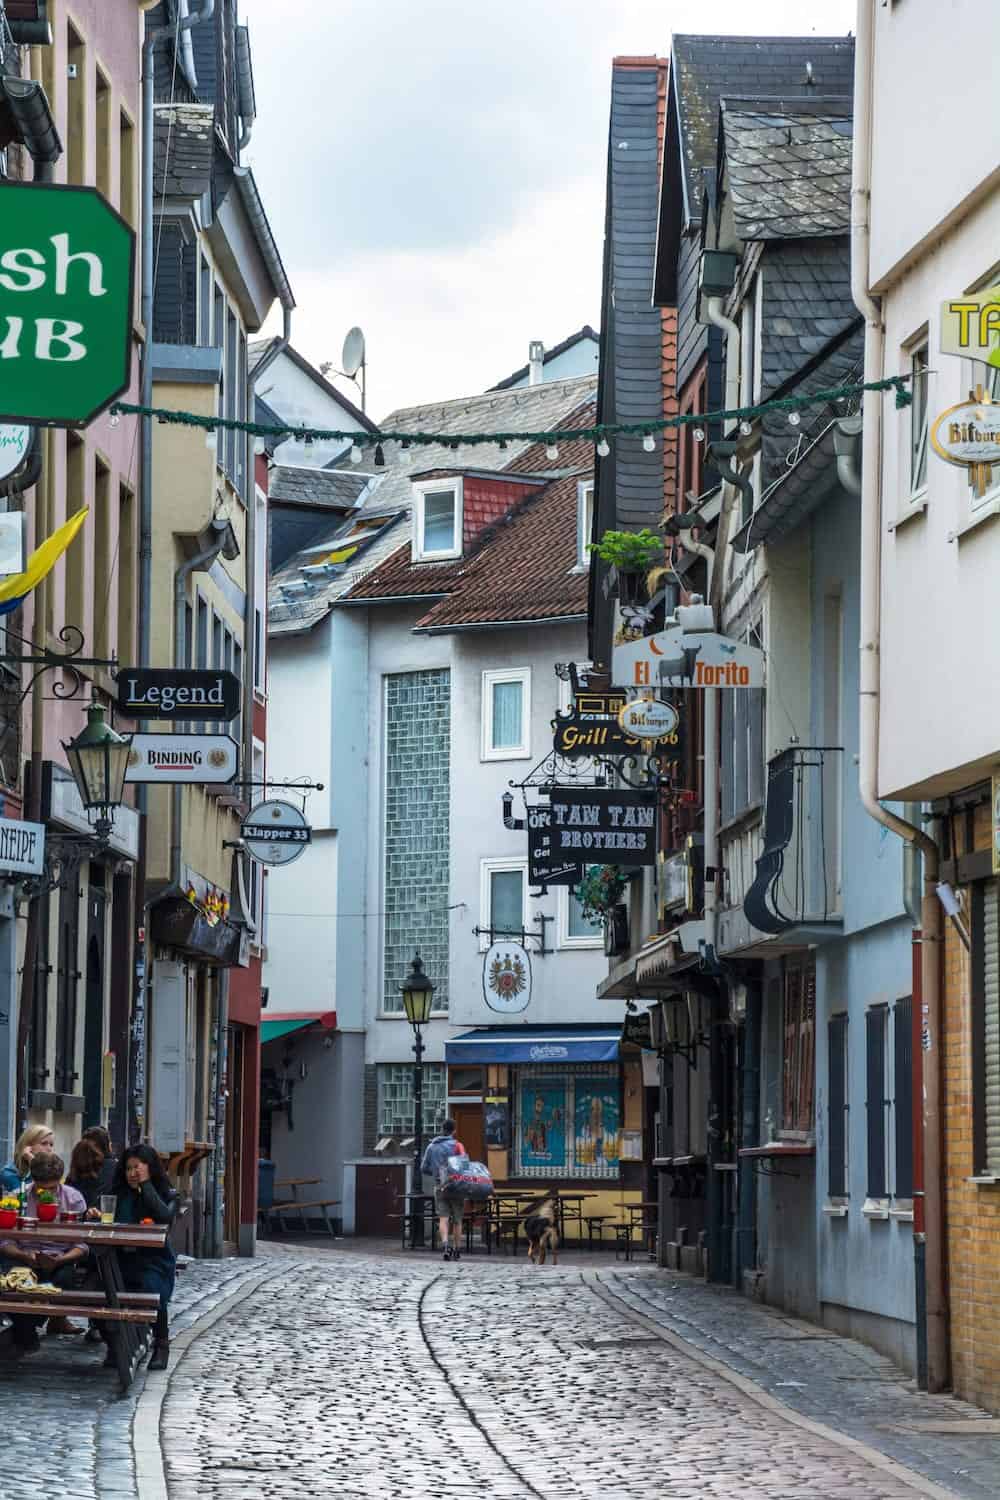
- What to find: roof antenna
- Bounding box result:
[805,61,815,87]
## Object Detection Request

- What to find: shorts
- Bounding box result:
[434,1189,465,1227]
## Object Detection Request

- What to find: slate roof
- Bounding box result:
[268,466,371,512]
[720,100,852,242]
[267,376,597,637]
[671,34,855,226]
[152,103,214,200]
[759,238,857,399]
[490,326,600,391]
[758,322,865,490]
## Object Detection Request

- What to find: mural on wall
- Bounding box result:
[519,1081,565,1169]
[574,1077,620,1169]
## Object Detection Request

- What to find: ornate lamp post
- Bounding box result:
[400,951,435,1246]
[62,698,133,842]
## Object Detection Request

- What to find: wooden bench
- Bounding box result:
[611,1218,658,1262]
[0,1287,160,1388]
[264,1198,340,1237]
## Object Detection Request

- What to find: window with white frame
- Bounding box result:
[909,342,929,498]
[482,668,530,759]
[558,884,603,948]
[480,858,527,945]
[377,1062,447,1139]
[413,478,463,561]
[576,481,594,568]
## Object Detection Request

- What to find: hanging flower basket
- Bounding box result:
[574,865,627,924]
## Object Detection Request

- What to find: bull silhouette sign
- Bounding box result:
[613,627,765,691]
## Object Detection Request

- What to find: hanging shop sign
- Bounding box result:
[241,799,311,867]
[940,287,1000,363]
[0,514,25,575]
[617,697,679,742]
[613,627,765,691]
[547,787,657,867]
[0,424,30,483]
[0,816,45,876]
[117,668,242,722]
[483,940,532,1015]
[527,803,583,887]
[574,689,627,718]
[124,733,239,784]
[0,181,136,427]
[554,712,641,759]
[930,394,1000,497]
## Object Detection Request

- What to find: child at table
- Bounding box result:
[112,1144,178,1372]
[0,1151,88,1352]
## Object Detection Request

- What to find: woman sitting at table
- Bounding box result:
[111,1144,177,1372]
[0,1151,88,1351]
[0,1123,55,1196]
[66,1137,106,1213]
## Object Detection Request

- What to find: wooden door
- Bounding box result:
[355,1164,405,1235]
[452,1104,484,1162]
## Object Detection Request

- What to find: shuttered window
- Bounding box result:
[895,997,913,1198]
[972,879,1000,1175]
[782,957,816,1134]
[866,1006,889,1198]
[828,1013,849,1196]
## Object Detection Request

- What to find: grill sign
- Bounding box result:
[527,803,583,888]
[242,799,311,867]
[117,669,241,722]
[548,788,657,867]
[125,733,238,784]
[554,712,642,759]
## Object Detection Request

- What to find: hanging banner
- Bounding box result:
[548,787,657,866]
[483,940,532,1015]
[527,803,583,887]
[613,626,765,690]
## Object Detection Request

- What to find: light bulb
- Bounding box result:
[596,437,610,458]
[349,443,362,464]
[545,443,559,461]
[693,427,706,444]
[109,413,121,430]
[205,429,217,451]
[642,433,656,453]
[739,420,753,437]
[787,410,801,427]
[253,437,267,456]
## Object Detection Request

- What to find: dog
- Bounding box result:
[523,1194,560,1266]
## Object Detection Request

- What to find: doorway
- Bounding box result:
[451,1103,484,1162]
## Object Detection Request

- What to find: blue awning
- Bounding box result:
[446,1026,620,1065]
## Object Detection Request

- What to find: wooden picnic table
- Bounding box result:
[0,1221,168,1389]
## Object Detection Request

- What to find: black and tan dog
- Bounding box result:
[523,1193,560,1266]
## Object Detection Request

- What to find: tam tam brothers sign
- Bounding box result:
[547,788,656,867]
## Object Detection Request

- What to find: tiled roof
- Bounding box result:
[152,104,214,201]
[490,326,599,391]
[671,34,855,225]
[721,100,852,242]
[268,465,371,511]
[268,512,406,637]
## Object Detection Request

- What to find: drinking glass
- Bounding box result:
[99,1195,116,1225]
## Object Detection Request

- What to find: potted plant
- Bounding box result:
[586,529,663,607]
[35,1188,58,1223]
[0,1195,18,1229]
[575,865,627,923]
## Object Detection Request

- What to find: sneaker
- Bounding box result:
[442,1247,452,1262]
[452,1249,461,1262]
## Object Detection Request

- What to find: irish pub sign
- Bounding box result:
[0,182,135,427]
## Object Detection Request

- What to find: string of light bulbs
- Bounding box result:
[107,372,912,466]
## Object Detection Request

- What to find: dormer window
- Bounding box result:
[413,478,463,561]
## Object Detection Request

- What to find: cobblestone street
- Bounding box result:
[4,1244,1000,1499]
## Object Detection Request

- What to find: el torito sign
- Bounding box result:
[0,182,136,427]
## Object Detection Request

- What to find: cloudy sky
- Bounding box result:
[240,0,855,420]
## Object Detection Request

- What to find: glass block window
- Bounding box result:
[383,669,450,1012]
[377,1063,447,1138]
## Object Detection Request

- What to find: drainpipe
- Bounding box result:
[703,299,742,618]
[852,0,945,1392]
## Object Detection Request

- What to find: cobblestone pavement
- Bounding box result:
[4,1244,1000,1500]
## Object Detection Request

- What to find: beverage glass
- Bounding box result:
[99,1195,116,1225]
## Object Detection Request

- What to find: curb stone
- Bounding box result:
[585,1271,962,1500]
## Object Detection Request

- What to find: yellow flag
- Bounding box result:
[0,508,89,611]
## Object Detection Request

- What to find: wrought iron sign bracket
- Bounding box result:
[472,912,552,958]
[6,830,106,902]
[0,624,118,715]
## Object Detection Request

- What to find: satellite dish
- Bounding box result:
[342,327,366,378]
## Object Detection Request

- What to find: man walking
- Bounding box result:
[420,1118,466,1261]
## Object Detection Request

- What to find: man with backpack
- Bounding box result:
[420,1118,466,1261]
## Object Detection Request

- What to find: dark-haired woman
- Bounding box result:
[112,1144,177,1372]
[81,1126,118,1198]
[66,1138,105,1212]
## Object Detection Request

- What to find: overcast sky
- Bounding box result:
[239,0,855,421]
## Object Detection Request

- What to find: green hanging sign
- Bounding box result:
[0,181,135,428]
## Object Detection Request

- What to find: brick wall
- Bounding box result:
[942,797,1000,1410]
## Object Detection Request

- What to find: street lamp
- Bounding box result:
[62,699,133,842]
[400,951,435,1246]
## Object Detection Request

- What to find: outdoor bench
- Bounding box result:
[0,1287,160,1388]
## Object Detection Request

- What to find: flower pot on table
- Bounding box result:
[0,1209,16,1229]
[36,1202,58,1223]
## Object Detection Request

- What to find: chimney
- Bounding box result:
[528,340,544,386]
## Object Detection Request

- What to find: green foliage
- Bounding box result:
[574,865,626,923]
[585,529,662,572]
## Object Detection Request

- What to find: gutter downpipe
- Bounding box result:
[852,0,946,1393]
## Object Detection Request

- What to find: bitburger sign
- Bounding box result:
[547,788,656,867]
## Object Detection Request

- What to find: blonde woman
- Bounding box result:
[0,1124,55,1195]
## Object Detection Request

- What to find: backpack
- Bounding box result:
[438,1153,494,1202]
